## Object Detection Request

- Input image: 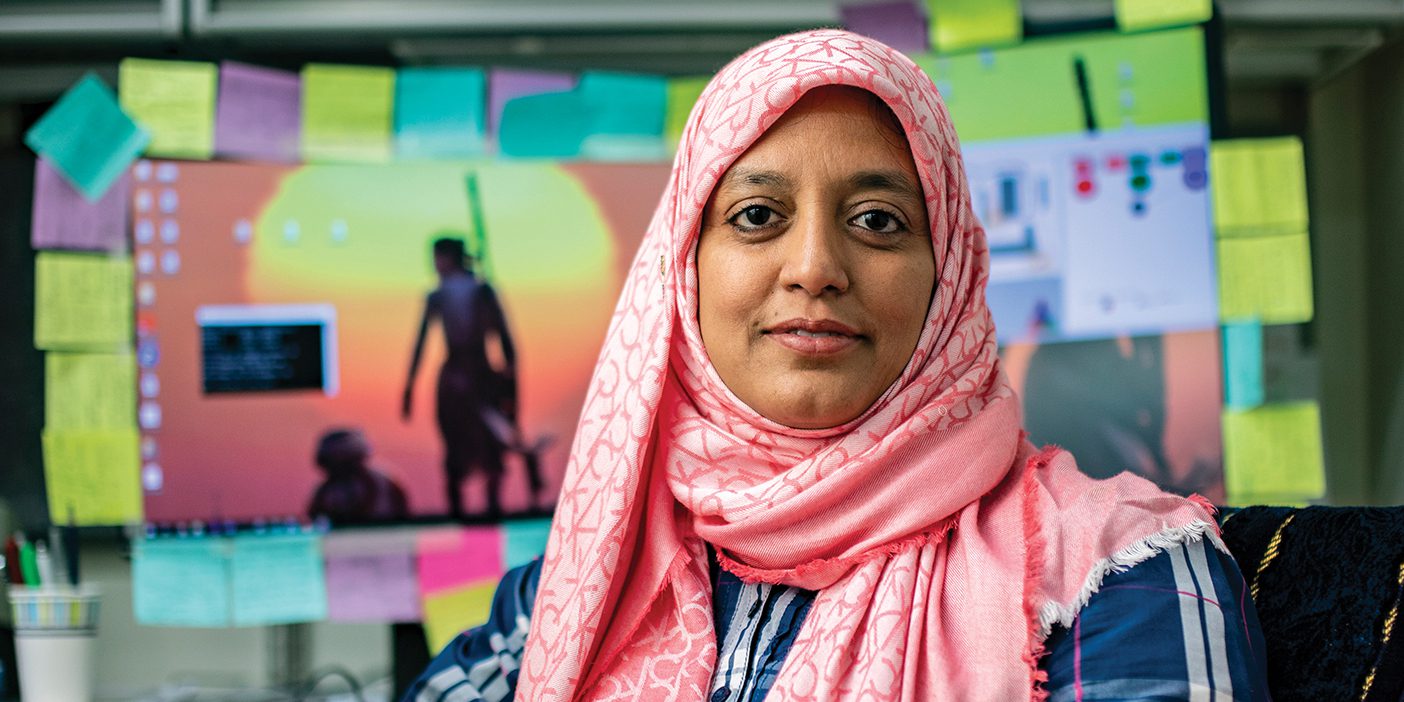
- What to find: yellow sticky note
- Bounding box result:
[1210,138,1308,236]
[665,77,710,149]
[1115,0,1212,32]
[118,59,218,159]
[46,352,136,430]
[42,428,143,525]
[34,252,133,351]
[302,64,395,163]
[1217,232,1313,324]
[1221,402,1325,505]
[422,580,496,654]
[927,0,1022,54]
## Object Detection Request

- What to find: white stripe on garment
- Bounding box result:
[441,682,481,702]
[713,581,769,699]
[1167,544,1213,702]
[417,665,468,702]
[1186,539,1235,702]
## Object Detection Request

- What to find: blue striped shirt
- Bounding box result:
[405,539,1269,701]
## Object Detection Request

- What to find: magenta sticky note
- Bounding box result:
[487,69,577,139]
[840,1,929,54]
[214,61,301,162]
[417,526,503,596]
[31,158,130,252]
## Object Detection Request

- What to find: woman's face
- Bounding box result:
[697,86,936,429]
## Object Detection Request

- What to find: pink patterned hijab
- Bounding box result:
[520,29,1219,701]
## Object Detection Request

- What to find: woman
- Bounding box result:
[407,29,1266,701]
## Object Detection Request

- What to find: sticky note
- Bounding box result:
[913,27,1207,142]
[230,533,328,626]
[395,67,487,159]
[24,73,150,201]
[503,517,552,570]
[665,77,710,149]
[422,581,497,653]
[578,72,668,161]
[1115,0,1212,32]
[133,537,231,627]
[323,530,420,623]
[41,429,142,525]
[1221,321,1264,410]
[1210,138,1308,236]
[498,91,587,158]
[118,58,218,160]
[31,158,130,251]
[1216,232,1313,324]
[840,1,930,53]
[34,252,133,350]
[301,64,395,163]
[417,526,502,595]
[487,69,576,140]
[46,352,136,430]
[214,62,301,162]
[927,0,1022,54]
[1222,402,1325,505]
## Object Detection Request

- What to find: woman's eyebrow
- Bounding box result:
[848,170,923,202]
[720,168,792,190]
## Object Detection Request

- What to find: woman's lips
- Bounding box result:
[763,318,862,356]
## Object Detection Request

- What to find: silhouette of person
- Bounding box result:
[403,237,519,519]
[307,428,410,523]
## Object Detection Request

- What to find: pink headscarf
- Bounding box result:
[520,29,1219,701]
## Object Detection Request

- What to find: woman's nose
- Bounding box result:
[779,214,849,296]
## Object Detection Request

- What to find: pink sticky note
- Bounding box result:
[417,526,502,596]
[840,1,930,54]
[214,61,301,162]
[30,158,130,252]
[487,69,577,139]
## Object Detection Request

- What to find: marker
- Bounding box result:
[3,536,21,585]
[35,541,54,588]
[18,538,40,587]
[65,507,81,586]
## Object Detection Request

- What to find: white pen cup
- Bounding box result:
[8,585,100,702]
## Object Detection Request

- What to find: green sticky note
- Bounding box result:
[666,77,710,149]
[578,72,668,161]
[1115,0,1212,32]
[913,27,1207,143]
[499,91,587,158]
[133,538,232,627]
[24,73,150,201]
[927,0,1022,54]
[46,352,136,430]
[1221,321,1264,410]
[1210,138,1309,236]
[395,67,487,159]
[1222,402,1325,505]
[302,64,395,163]
[41,428,143,525]
[1217,232,1313,324]
[230,533,329,626]
[118,58,218,160]
[422,580,496,653]
[34,252,133,351]
[502,517,552,570]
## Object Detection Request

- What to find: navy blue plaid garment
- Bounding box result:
[404,539,1269,702]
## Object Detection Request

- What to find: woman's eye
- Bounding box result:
[733,205,777,229]
[854,210,903,233]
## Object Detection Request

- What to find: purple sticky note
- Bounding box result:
[325,552,421,622]
[840,1,929,54]
[487,69,577,140]
[214,62,301,162]
[31,158,130,252]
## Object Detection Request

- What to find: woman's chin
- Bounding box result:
[747,389,873,430]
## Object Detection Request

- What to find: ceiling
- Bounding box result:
[0,0,1399,103]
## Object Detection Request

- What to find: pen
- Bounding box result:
[18,537,39,587]
[35,541,54,588]
[65,506,81,586]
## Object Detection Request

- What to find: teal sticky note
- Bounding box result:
[133,538,231,627]
[578,72,668,161]
[1222,320,1264,409]
[499,91,587,158]
[395,67,487,159]
[24,73,150,201]
[230,533,328,626]
[502,517,552,570]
